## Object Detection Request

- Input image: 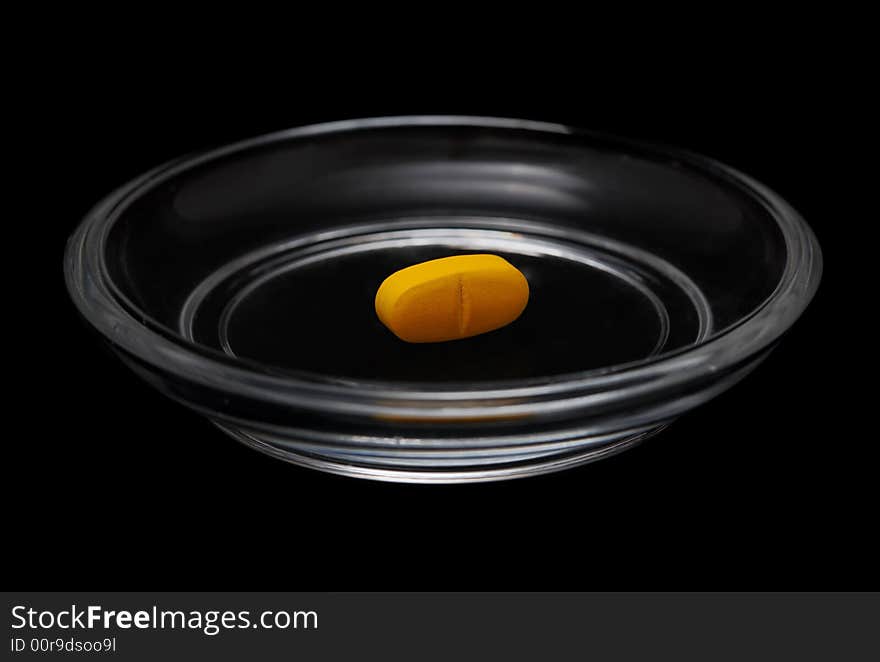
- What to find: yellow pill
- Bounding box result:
[375,254,529,343]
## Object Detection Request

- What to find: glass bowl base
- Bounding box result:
[214,420,670,483]
[179,218,713,383]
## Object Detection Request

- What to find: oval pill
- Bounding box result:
[374,254,529,343]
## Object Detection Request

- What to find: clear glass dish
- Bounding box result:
[64,116,822,483]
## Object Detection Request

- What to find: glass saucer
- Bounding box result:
[64,117,822,482]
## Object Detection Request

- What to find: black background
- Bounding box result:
[12,51,873,589]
